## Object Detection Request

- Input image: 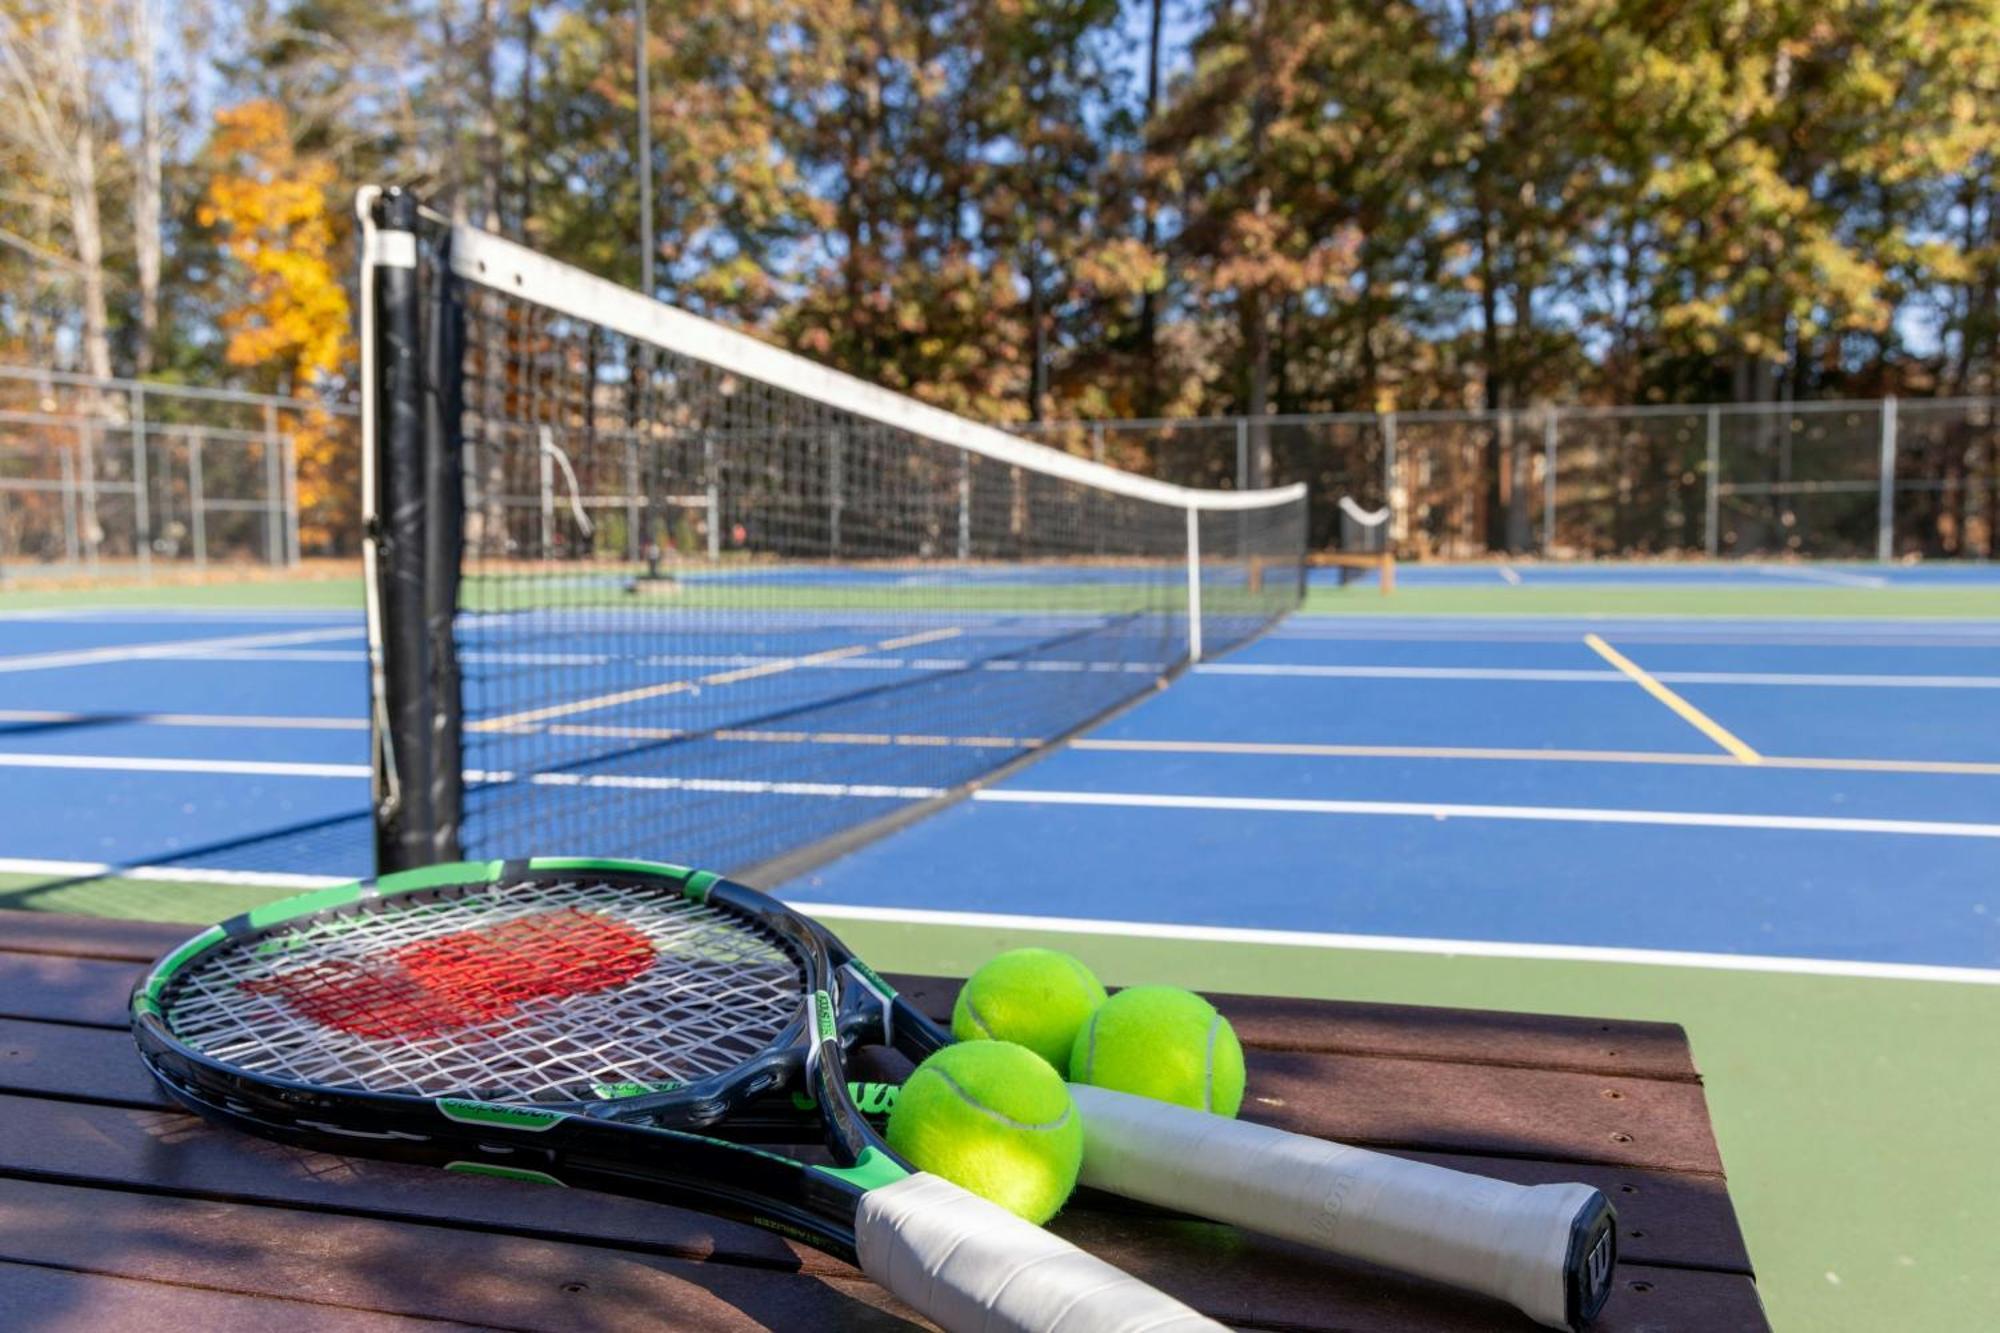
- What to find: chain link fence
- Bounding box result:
[0,367,358,579]
[1019,398,2000,561]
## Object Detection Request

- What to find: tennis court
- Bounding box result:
[5,202,1999,1330]
[4,564,1999,1331]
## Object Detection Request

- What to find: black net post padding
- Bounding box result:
[369,187,437,874]
[421,221,466,863]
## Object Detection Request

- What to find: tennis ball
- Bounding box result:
[950,947,1107,1075]
[885,1039,1083,1224]
[1070,985,1245,1117]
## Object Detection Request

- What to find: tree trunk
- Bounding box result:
[1136,0,1164,416]
[516,3,536,228]
[132,0,162,376]
[57,0,111,382]
[476,0,503,229]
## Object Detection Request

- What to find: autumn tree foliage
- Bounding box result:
[198,99,354,551]
[3,0,1996,554]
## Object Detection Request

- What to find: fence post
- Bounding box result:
[957,454,972,560]
[130,386,151,577]
[283,430,301,566]
[79,420,100,571]
[263,403,284,565]
[1381,410,1397,532]
[189,429,207,570]
[1184,506,1203,663]
[704,434,721,561]
[1235,418,1249,491]
[1541,407,1559,554]
[828,432,843,556]
[59,441,79,566]
[1091,422,1106,466]
[1877,395,1898,562]
[1704,406,1721,556]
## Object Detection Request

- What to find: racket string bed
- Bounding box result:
[163,877,801,1100]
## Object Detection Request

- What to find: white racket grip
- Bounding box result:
[1070,1086,1615,1330]
[855,1171,1228,1333]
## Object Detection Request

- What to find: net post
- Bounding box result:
[1704,406,1721,556]
[422,208,467,864]
[1541,407,1558,554]
[1877,395,1897,562]
[1185,505,1203,663]
[362,186,438,874]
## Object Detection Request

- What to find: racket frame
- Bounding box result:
[131,857,913,1262]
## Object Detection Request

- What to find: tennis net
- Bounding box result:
[360,188,1307,879]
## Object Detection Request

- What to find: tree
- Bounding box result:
[198,100,355,551]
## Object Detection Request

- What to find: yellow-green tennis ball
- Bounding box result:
[950,947,1107,1075]
[885,1039,1083,1224]
[1070,985,1245,1117]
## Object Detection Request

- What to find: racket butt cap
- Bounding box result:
[1565,1192,1619,1328]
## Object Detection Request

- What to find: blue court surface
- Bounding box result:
[2,597,1996,978]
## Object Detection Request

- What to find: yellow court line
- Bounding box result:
[470,625,966,731]
[1069,737,2000,776]
[1583,633,1762,764]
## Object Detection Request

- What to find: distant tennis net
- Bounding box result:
[360,188,1307,878]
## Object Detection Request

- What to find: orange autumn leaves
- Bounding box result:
[199,101,354,551]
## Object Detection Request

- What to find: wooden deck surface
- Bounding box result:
[0,909,1768,1330]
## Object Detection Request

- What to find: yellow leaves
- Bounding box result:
[201,100,350,385]
[201,99,354,551]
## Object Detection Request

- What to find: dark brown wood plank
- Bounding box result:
[0,1018,165,1106]
[0,908,187,963]
[0,1257,489,1331]
[0,1094,1761,1331]
[0,1023,1749,1273]
[0,952,132,1027]
[0,1178,921,1332]
[885,973,1699,1080]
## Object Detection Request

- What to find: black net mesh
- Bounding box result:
[370,209,1306,877]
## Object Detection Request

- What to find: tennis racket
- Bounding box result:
[130,858,1223,1333]
[793,922,1617,1331]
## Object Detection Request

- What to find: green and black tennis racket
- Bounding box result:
[135,857,1615,1330]
[131,858,1222,1333]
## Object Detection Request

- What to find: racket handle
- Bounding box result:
[855,1171,1226,1333]
[1070,1085,1616,1330]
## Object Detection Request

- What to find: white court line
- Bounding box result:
[1755,564,1889,589]
[972,787,2000,839]
[1196,662,2000,688]
[798,901,2000,986]
[0,856,345,889]
[1069,737,2000,776]
[0,625,361,673]
[0,753,365,779]
[0,853,1983,984]
[0,709,364,731]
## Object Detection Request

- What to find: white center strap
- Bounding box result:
[855,1171,1226,1332]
